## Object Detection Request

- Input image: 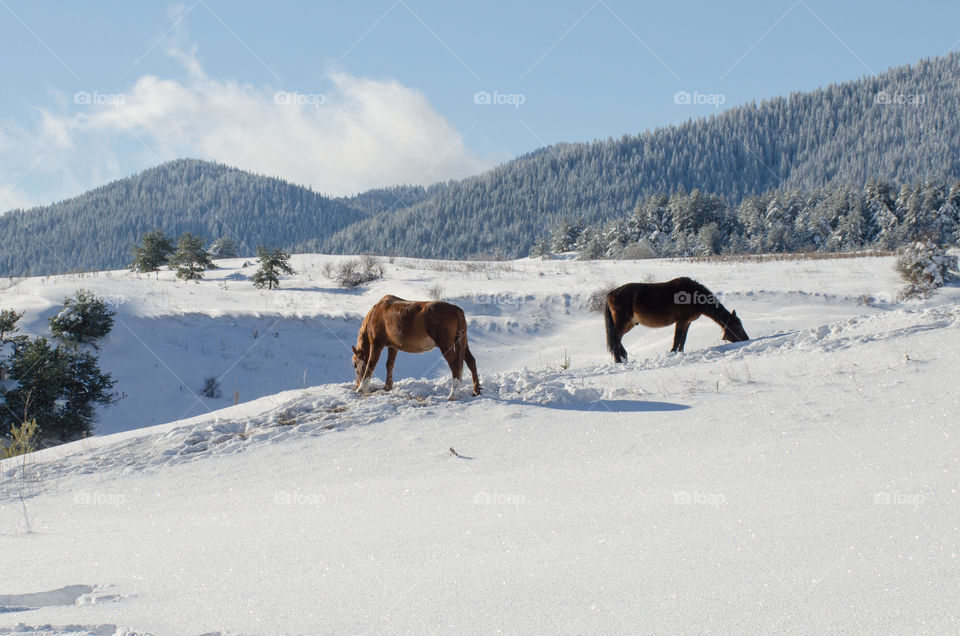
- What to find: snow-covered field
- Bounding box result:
[2,254,959,634]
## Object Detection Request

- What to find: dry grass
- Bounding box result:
[683,249,894,264]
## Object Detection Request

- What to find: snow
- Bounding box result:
[1,253,959,634]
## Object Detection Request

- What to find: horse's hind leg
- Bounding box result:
[384,347,398,391]
[464,346,481,395]
[440,342,464,400]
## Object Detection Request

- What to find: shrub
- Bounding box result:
[620,240,658,260]
[896,241,958,299]
[587,284,616,312]
[331,256,384,288]
[2,418,38,458]
[201,375,222,399]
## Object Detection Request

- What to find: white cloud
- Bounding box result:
[0,47,490,211]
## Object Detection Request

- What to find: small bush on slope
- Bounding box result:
[896,241,958,299]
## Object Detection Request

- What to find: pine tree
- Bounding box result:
[130,229,174,273]
[1,338,117,440]
[866,181,899,248]
[549,219,583,253]
[251,246,295,290]
[1,309,26,346]
[0,309,27,383]
[169,233,213,281]
[48,289,115,346]
[210,237,240,259]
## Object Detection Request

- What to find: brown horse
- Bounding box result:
[604,277,748,362]
[352,295,481,400]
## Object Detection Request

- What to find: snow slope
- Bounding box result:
[2,254,959,634]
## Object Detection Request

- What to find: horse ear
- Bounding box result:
[351,345,358,354]
[731,310,737,317]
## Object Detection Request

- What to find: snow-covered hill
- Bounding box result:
[2,254,958,634]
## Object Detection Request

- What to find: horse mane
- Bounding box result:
[682,277,733,325]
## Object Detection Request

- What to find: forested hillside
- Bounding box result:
[3,54,959,274]
[322,54,960,258]
[0,160,369,276]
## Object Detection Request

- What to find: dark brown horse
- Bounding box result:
[352,295,481,399]
[604,277,748,362]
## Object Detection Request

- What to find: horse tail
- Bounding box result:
[604,297,625,363]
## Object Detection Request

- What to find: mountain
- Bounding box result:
[3,54,960,275]
[321,54,960,258]
[0,159,370,276]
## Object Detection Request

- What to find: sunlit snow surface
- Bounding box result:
[2,254,958,634]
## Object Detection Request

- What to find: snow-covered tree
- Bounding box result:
[130,229,174,273]
[866,181,900,248]
[2,337,117,440]
[549,219,584,253]
[251,247,295,290]
[169,233,214,281]
[896,241,958,299]
[210,237,240,259]
[48,289,115,347]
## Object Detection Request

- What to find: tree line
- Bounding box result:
[532,179,960,259]
[131,229,294,289]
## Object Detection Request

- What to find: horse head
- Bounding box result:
[351,344,366,388]
[722,310,749,343]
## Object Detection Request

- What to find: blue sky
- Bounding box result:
[2,0,959,210]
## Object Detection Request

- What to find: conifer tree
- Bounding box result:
[130,229,174,273]
[210,237,240,259]
[2,337,117,440]
[48,289,115,346]
[251,246,295,290]
[169,233,213,281]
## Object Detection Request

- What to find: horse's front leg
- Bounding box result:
[672,320,692,352]
[358,344,384,394]
[671,322,684,352]
[384,347,398,391]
